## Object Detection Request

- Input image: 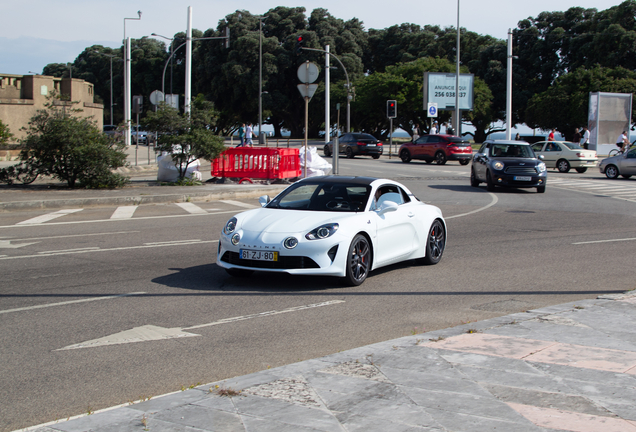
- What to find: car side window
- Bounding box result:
[398,187,411,204]
[415,136,428,144]
[427,136,442,144]
[532,143,544,152]
[627,149,636,159]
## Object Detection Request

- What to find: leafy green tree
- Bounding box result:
[525,66,636,140]
[18,93,128,188]
[142,95,225,181]
[0,119,13,145]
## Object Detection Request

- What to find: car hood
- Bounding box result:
[237,208,355,234]
[600,154,623,165]
[490,157,541,166]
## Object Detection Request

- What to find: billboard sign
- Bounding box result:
[423,72,474,111]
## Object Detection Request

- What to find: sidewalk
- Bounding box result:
[19,291,636,432]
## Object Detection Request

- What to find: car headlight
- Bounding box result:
[537,162,546,172]
[223,217,237,235]
[493,161,504,170]
[305,223,339,240]
[284,237,298,249]
[231,233,241,245]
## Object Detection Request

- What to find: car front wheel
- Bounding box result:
[435,151,447,165]
[345,234,371,286]
[605,165,619,179]
[537,185,546,193]
[486,171,495,191]
[422,219,445,265]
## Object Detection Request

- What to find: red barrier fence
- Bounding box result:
[212,147,301,182]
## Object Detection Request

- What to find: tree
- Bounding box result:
[525,66,636,140]
[17,93,128,188]
[0,119,13,145]
[142,95,225,181]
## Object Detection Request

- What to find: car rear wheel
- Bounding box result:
[557,159,570,173]
[435,151,447,165]
[345,147,354,159]
[372,154,380,159]
[422,219,445,265]
[486,171,496,191]
[605,165,619,179]
[575,167,587,173]
[345,234,371,286]
[622,175,632,179]
[470,168,480,187]
[400,149,411,163]
[323,145,331,157]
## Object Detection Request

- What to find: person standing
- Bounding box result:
[573,128,581,145]
[412,123,421,141]
[237,123,245,147]
[580,127,590,149]
[430,121,438,135]
[245,123,255,147]
[515,133,521,141]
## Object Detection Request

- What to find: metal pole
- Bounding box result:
[506,28,513,140]
[389,118,393,159]
[109,56,113,124]
[259,16,264,142]
[185,6,193,115]
[455,0,460,136]
[325,44,330,145]
[125,37,131,146]
[304,96,309,178]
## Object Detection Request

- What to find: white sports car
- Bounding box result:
[217,176,446,286]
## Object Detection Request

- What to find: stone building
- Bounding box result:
[0,73,104,144]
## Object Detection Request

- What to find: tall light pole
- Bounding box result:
[455,0,460,136]
[94,51,121,125]
[506,28,513,140]
[151,33,176,95]
[124,10,142,146]
[258,15,266,143]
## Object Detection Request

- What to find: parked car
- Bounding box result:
[217,176,446,286]
[131,128,148,145]
[103,125,120,138]
[531,140,597,173]
[398,134,472,165]
[598,147,636,179]
[323,133,383,159]
[470,140,547,193]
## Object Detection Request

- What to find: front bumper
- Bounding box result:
[490,171,547,188]
[355,146,383,156]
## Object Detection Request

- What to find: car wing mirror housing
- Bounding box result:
[377,201,399,215]
[258,195,270,207]
[538,154,545,160]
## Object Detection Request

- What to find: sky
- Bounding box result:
[0,0,624,75]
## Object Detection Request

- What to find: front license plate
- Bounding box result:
[514,176,532,181]
[240,249,278,261]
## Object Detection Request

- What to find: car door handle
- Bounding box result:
[408,212,415,218]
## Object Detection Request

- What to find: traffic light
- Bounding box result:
[295,36,304,55]
[132,95,143,114]
[387,100,397,118]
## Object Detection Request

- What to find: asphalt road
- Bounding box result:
[2,156,636,431]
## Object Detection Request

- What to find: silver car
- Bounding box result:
[598,147,636,179]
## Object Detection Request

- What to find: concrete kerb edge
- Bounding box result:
[0,186,287,212]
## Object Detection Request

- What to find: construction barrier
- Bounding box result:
[212,147,301,183]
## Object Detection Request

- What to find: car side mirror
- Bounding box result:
[377,201,398,215]
[258,195,270,207]
[538,155,545,160]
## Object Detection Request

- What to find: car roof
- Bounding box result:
[296,176,378,186]
[485,140,530,145]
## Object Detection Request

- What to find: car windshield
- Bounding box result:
[490,144,534,158]
[266,181,371,212]
[561,141,583,150]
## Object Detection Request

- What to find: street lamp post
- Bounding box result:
[151,33,177,95]
[123,10,142,146]
[94,51,121,125]
[258,15,265,143]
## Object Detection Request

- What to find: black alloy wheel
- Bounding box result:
[345,234,371,286]
[422,219,445,265]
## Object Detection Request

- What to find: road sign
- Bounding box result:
[150,90,164,105]
[297,61,319,84]
[297,84,319,101]
[428,102,438,118]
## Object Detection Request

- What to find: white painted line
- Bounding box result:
[16,209,83,225]
[175,202,208,214]
[184,300,346,330]
[220,199,258,209]
[446,192,498,219]
[573,237,636,245]
[38,247,100,254]
[110,206,138,219]
[0,240,218,261]
[0,292,145,315]
[11,231,138,242]
[55,300,345,351]
[144,239,201,245]
[0,210,239,230]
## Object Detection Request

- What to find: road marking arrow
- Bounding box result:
[0,240,39,249]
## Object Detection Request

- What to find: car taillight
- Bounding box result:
[377,142,383,146]
[575,153,585,157]
[356,141,367,146]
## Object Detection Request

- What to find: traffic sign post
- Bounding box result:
[297,61,320,177]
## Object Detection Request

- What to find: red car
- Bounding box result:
[399,134,472,165]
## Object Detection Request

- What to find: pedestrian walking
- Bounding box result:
[573,128,581,145]
[245,123,255,147]
[580,127,590,149]
[412,123,421,141]
[237,123,245,147]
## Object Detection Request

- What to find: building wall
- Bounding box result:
[0,73,104,144]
